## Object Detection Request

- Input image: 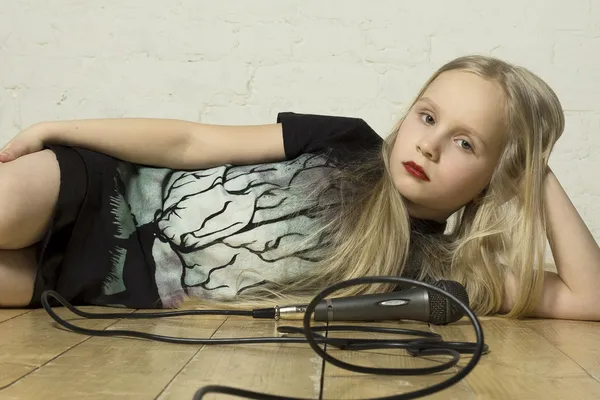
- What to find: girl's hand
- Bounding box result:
[0,123,49,163]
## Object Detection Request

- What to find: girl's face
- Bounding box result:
[390,70,508,222]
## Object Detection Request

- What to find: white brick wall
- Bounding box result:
[1,0,599,244]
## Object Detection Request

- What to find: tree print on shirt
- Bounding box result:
[103,153,341,307]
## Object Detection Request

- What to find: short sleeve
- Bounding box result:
[277,112,383,163]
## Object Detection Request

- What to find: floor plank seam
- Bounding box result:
[0,310,33,325]
[428,323,476,399]
[0,316,123,392]
[552,344,600,384]
[317,322,329,400]
[0,336,95,391]
[528,325,600,385]
[152,316,229,400]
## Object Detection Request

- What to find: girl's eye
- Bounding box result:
[419,112,474,152]
[420,113,435,125]
[456,139,473,152]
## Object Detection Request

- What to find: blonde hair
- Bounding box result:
[183,55,564,318]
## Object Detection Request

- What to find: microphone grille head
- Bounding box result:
[428,280,469,324]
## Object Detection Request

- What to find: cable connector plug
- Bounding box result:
[251,305,310,320]
[251,307,276,319]
[273,305,309,320]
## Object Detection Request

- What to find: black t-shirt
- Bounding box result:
[33,112,444,309]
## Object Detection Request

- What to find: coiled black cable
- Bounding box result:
[41,276,486,399]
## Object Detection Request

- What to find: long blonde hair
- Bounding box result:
[184,55,564,317]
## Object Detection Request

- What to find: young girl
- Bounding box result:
[1,55,599,321]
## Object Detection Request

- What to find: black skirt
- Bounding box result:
[30,145,162,309]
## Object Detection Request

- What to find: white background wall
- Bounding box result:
[1,0,599,243]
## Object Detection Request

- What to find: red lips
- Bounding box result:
[402,161,430,181]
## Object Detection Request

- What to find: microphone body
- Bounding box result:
[273,280,468,325]
[314,287,428,322]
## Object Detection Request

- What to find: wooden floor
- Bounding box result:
[1,306,599,400]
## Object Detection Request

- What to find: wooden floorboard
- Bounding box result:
[0,307,134,391]
[320,321,472,399]
[0,309,225,399]
[0,310,31,324]
[1,308,600,399]
[156,317,326,399]
[523,318,600,382]
[431,317,600,399]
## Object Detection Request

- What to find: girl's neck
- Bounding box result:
[405,202,450,224]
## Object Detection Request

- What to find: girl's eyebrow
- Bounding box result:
[417,96,487,149]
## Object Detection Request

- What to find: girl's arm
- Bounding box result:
[502,168,600,320]
[5,118,286,169]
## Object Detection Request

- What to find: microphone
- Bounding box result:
[261,280,468,325]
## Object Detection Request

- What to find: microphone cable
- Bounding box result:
[40,276,487,400]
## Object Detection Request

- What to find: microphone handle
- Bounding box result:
[313,287,430,322]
